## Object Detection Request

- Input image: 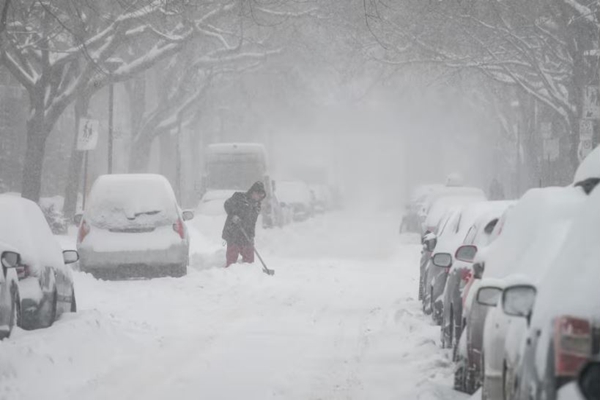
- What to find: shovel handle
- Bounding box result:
[238,226,274,275]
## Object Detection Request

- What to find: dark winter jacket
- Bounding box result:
[222,182,265,245]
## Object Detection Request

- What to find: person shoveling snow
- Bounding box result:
[222,181,266,268]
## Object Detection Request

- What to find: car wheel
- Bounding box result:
[443,307,454,349]
[423,288,433,315]
[9,287,21,336]
[454,362,466,392]
[171,263,187,278]
[70,287,77,313]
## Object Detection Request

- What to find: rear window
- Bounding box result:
[86,176,178,229]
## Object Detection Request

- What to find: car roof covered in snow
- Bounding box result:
[433,201,508,254]
[480,186,585,281]
[574,145,600,183]
[0,195,64,272]
[424,188,487,231]
[531,185,600,325]
[86,174,179,226]
[468,201,515,246]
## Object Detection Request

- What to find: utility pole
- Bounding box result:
[108,83,114,174]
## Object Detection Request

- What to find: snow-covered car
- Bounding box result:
[309,184,333,214]
[197,190,236,216]
[0,195,78,330]
[276,181,314,222]
[476,186,585,400]
[0,246,21,339]
[420,186,487,234]
[440,201,513,351]
[455,279,504,394]
[452,207,514,394]
[503,176,600,399]
[77,174,194,279]
[425,201,493,326]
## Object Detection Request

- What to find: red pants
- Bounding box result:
[226,244,255,267]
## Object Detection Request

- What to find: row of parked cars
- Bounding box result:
[409,147,600,400]
[1,173,197,340]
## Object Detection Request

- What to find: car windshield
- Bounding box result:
[87,178,178,229]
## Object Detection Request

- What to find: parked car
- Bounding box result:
[425,201,494,325]
[452,207,514,394]
[440,201,513,351]
[0,246,21,339]
[276,181,314,222]
[77,174,194,279]
[422,207,461,316]
[454,278,504,394]
[505,181,600,400]
[0,195,78,330]
[478,186,585,400]
[419,186,487,234]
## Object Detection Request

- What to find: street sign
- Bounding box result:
[583,86,600,120]
[77,118,99,151]
[580,119,594,140]
[578,138,594,162]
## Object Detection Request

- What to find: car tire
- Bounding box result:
[70,287,77,313]
[171,263,187,278]
[442,307,453,349]
[423,288,433,315]
[4,287,21,338]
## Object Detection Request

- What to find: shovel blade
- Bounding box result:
[263,268,275,276]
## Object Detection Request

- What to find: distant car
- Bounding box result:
[419,186,487,234]
[197,190,236,216]
[276,181,314,222]
[0,246,21,339]
[0,195,78,330]
[77,174,194,279]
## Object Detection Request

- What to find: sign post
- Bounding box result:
[77,118,99,209]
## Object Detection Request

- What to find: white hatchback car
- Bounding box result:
[77,174,194,279]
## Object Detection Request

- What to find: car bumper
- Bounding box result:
[79,245,188,278]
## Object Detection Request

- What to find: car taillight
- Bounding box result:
[173,218,185,239]
[554,316,592,377]
[16,264,33,280]
[77,220,90,244]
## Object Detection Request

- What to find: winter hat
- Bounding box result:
[248,181,266,196]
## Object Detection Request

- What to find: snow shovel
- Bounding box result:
[239,226,275,276]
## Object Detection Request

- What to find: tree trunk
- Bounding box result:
[63,97,90,218]
[21,113,48,202]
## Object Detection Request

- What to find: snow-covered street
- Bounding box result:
[0,211,467,400]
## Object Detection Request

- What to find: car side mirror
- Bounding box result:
[62,250,80,265]
[432,252,452,268]
[182,210,195,221]
[502,284,537,325]
[1,251,20,269]
[476,286,502,307]
[455,245,478,263]
[473,262,485,279]
[578,360,600,400]
[74,214,83,226]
